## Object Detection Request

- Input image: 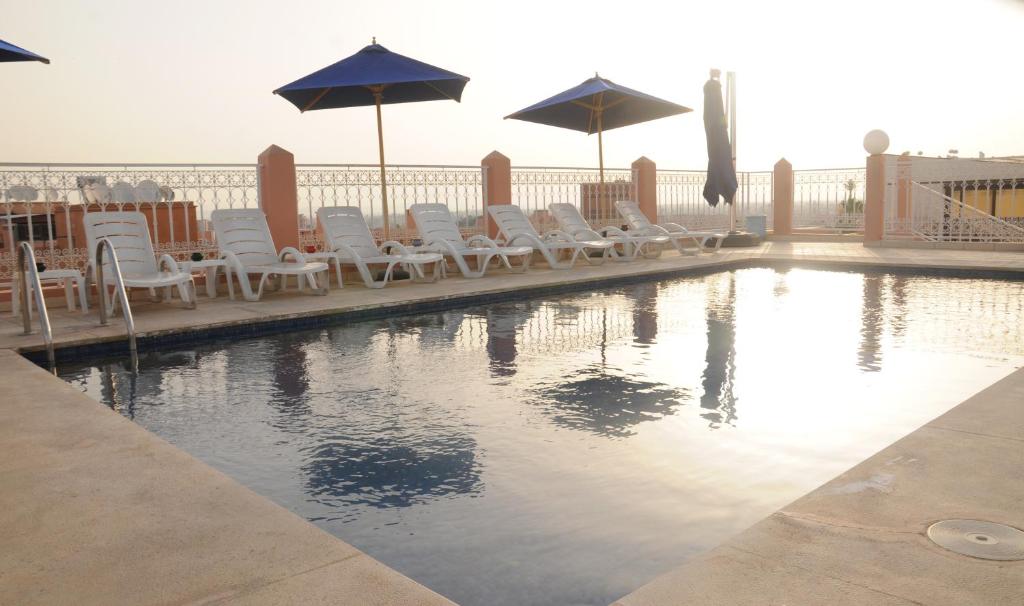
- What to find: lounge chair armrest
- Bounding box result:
[329,242,362,261]
[219,250,246,275]
[278,246,306,263]
[158,254,181,274]
[379,240,412,256]
[466,234,499,249]
[661,222,688,234]
[423,237,460,256]
[573,228,606,240]
[507,232,545,249]
[644,224,672,236]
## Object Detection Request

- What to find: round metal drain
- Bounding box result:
[927,519,1024,561]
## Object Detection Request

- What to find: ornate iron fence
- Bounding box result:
[656,170,773,231]
[793,167,866,231]
[510,166,635,233]
[0,163,258,285]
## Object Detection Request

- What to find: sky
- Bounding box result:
[2,0,1023,171]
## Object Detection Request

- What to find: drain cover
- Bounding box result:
[927,520,1024,561]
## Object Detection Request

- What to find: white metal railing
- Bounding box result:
[655,170,773,231]
[295,164,486,246]
[510,166,635,233]
[1,163,258,285]
[883,155,1024,242]
[793,167,865,231]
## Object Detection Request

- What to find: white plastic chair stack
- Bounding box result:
[316,206,444,288]
[211,208,329,301]
[83,211,197,314]
[615,200,725,254]
[548,203,667,261]
[486,204,612,269]
[409,203,533,278]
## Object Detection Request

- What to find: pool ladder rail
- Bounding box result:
[17,238,139,371]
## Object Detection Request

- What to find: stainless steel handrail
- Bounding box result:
[94,238,138,361]
[16,242,55,369]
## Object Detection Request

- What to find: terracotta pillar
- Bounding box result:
[772,158,793,235]
[864,154,886,243]
[481,151,511,240]
[632,156,657,224]
[257,144,299,250]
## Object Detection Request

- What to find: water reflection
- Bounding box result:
[858,275,884,372]
[700,274,738,428]
[534,365,689,438]
[631,282,659,345]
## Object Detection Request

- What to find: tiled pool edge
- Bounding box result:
[612,366,1024,606]
[16,254,1024,365]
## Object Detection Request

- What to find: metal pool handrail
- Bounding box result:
[16,241,55,369]
[94,238,138,364]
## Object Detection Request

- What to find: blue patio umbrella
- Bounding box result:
[0,38,50,64]
[274,39,469,238]
[702,70,737,208]
[505,74,691,193]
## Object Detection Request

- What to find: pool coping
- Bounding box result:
[2,243,1023,605]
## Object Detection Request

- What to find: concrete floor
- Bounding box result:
[1,242,1022,605]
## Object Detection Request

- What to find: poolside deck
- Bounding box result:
[1,241,1022,605]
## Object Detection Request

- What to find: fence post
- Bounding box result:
[864,154,886,244]
[481,151,511,240]
[632,156,657,224]
[257,144,299,250]
[772,158,793,236]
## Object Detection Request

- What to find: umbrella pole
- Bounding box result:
[597,111,606,224]
[373,90,390,240]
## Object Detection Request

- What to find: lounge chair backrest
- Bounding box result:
[83,211,158,278]
[410,203,466,246]
[488,204,540,240]
[211,208,279,267]
[112,181,137,203]
[316,206,380,259]
[615,200,654,231]
[549,203,593,234]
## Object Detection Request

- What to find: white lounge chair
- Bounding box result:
[409,203,533,278]
[83,211,197,314]
[486,204,613,269]
[316,206,444,288]
[211,208,329,301]
[615,200,725,254]
[548,203,668,261]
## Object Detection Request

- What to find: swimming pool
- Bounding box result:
[59,267,1024,606]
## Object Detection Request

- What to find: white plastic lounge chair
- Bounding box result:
[615,200,725,254]
[211,208,329,301]
[409,203,532,278]
[548,203,668,261]
[316,206,444,288]
[486,204,613,269]
[83,211,197,314]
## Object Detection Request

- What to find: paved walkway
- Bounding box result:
[1,242,1021,605]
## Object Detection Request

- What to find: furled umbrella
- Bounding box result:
[701,69,736,209]
[274,39,469,239]
[505,74,691,220]
[0,38,49,64]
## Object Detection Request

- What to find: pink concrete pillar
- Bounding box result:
[632,156,657,224]
[257,144,299,250]
[481,151,511,240]
[864,154,886,243]
[772,158,794,235]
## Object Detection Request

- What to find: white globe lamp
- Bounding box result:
[863,130,890,155]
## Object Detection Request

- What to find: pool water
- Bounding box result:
[60,268,1024,606]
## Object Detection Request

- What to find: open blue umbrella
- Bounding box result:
[0,38,50,64]
[274,39,469,238]
[505,74,691,194]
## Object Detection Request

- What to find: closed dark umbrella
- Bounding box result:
[274,40,469,238]
[506,75,690,217]
[702,70,736,208]
[0,38,49,64]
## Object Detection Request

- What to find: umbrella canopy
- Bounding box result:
[701,74,737,207]
[274,41,469,238]
[0,38,50,64]
[506,75,690,221]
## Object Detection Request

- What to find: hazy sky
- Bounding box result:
[2,0,1022,170]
